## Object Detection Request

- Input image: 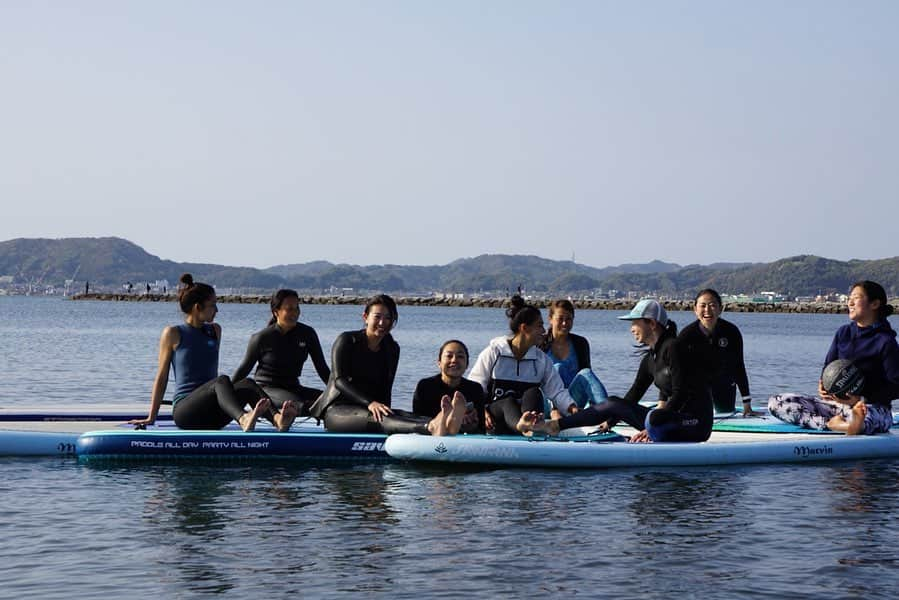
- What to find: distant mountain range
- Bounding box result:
[1,236,898,297]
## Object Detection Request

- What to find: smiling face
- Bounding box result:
[438,342,469,379]
[848,285,879,327]
[694,292,721,330]
[274,296,300,329]
[629,318,656,346]
[363,303,394,340]
[549,309,573,338]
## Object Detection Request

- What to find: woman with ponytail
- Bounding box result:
[519,299,714,443]
[232,289,330,416]
[130,274,297,432]
[769,280,899,435]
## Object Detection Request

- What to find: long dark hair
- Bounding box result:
[851,280,895,326]
[506,295,541,334]
[177,273,215,315]
[268,288,300,326]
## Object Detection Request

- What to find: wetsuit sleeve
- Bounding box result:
[539,352,576,411]
[306,328,331,384]
[231,331,262,382]
[384,343,399,407]
[468,344,499,395]
[730,324,750,397]
[412,378,427,415]
[331,333,377,408]
[622,354,655,405]
[572,334,592,370]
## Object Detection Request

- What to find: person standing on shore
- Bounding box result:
[678,289,756,415]
[768,280,899,435]
[130,273,298,432]
[232,289,331,416]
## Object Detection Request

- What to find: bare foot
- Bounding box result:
[443,391,468,435]
[274,400,299,432]
[238,397,271,432]
[428,395,452,436]
[516,411,546,436]
[846,401,867,436]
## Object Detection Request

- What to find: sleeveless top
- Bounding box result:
[171,323,220,403]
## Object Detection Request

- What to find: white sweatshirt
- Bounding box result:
[468,335,576,412]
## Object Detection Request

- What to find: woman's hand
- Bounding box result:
[629,429,652,443]
[484,409,494,431]
[367,401,392,423]
[817,378,836,402]
[128,416,155,427]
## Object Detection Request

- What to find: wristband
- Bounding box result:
[741,395,752,404]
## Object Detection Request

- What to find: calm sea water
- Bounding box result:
[1,297,898,598]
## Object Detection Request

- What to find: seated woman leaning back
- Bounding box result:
[308,294,468,436]
[130,274,297,432]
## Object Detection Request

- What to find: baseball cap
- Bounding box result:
[618,299,668,326]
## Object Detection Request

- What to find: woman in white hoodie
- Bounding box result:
[468,295,576,435]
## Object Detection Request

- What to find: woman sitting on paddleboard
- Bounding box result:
[518,299,713,443]
[413,340,486,434]
[130,274,297,432]
[768,280,899,435]
[232,288,330,417]
[309,294,467,435]
[540,299,608,416]
[678,289,756,415]
[467,295,577,435]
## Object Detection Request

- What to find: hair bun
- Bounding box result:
[179,273,194,287]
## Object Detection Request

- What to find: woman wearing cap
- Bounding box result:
[678,289,756,415]
[518,298,713,443]
[541,299,609,416]
[468,295,577,435]
[768,280,899,435]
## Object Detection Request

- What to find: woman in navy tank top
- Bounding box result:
[130,274,298,431]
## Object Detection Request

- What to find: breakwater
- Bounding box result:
[69,293,853,314]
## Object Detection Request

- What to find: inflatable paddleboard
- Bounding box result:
[384,429,899,468]
[76,427,391,462]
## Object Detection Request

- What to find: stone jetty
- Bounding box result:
[70,293,854,314]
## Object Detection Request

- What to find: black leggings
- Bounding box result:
[710,380,737,413]
[261,384,323,416]
[323,404,432,435]
[488,387,544,435]
[173,376,266,430]
[558,396,711,442]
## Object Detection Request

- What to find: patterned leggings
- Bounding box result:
[767,393,892,434]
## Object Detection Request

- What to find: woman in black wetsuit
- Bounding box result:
[519,299,713,443]
[308,294,467,435]
[130,274,297,432]
[678,289,755,415]
[413,340,486,434]
[232,289,331,416]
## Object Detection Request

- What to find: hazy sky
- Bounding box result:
[2,1,896,269]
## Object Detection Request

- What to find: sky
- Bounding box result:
[1,1,897,269]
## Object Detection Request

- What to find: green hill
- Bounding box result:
[2,237,898,297]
